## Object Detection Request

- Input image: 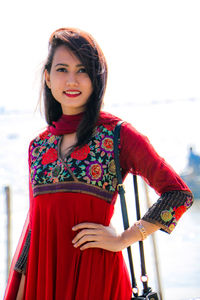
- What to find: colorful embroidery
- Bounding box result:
[42,148,58,165]
[87,162,103,181]
[32,146,41,158]
[168,223,176,232]
[159,192,193,232]
[112,178,118,189]
[185,196,193,208]
[30,125,118,193]
[103,123,116,131]
[160,209,173,222]
[101,137,113,152]
[108,160,116,175]
[160,203,188,225]
[39,131,50,140]
[173,205,187,221]
[71,144,90,160]
[48,135,56,144]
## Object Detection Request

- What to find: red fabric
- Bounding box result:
[119,122,191,194]
[3,215,29,300]
[4,144,34,300]
[49,111,121,135]
[3,271,21,300]
[4,113,191,299]
[24,192,131,300]
[49,112,84,135]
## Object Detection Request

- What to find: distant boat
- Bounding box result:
[180,147,200,199]
[181,169,200,199]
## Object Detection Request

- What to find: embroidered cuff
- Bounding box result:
[14,229,31,274]
[142,191,193,233]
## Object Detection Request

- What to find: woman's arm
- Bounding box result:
[120,220,160,248]
[71,220,160,252]
[16,274,25,300]
[119,122,193,234]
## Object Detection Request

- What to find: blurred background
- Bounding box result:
[0,0,200,299]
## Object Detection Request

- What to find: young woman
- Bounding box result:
[4,28,193,300]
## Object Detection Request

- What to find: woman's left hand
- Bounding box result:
[72,222,124,252]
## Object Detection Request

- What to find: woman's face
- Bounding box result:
[45,45,93,115]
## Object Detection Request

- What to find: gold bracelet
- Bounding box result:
[135,221,147,241]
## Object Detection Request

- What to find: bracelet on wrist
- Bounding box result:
[135,221,147,241]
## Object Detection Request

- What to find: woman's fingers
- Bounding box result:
[72,222,103,231]
[71,222,123,252]
[72,223,104,245]
[73,234,99,248]
[80,241,100,251]
[72,228,101,244]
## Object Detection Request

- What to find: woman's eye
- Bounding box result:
[78,68,87,73]
[56,68,67,72]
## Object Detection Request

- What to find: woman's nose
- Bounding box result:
[66,73,78,86]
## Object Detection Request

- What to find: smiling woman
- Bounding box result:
[41,28,107,150]
[4,28,193,300]
[44,46,93,115]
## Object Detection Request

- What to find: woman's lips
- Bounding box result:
[64,90,81,98]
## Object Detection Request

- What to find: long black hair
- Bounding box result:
[41,27,108,148]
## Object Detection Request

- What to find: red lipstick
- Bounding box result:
[64,90,81,98]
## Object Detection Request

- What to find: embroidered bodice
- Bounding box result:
[29,123,118,203]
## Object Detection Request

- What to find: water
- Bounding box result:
[0,100,200,300]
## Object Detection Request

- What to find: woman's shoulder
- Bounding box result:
[28,127,54,149]
[99,111,146,139]
[98,111,121,125]
[99,111,135,128]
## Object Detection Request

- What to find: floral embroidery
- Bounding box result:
[160,209,173,222]
[48,135,56,144]
[51,165,61,177]
[108,160,116,175]
[173,205,187,221]
[169,223,176,232]
[71,144,90,160]
[32,146,41,158]
[103,123,116,131]
[185,196,193,208]
[87,162,103,181]
[39,130,50,140]
[159,192,193,232]
[101,137,114,152]
[30,124,119,192]
[42,148,58,165]
[112,178,118,189]
[161,202,189,224]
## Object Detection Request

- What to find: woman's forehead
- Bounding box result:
[52,45,82,66]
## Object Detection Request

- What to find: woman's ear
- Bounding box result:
[44,69,51,89]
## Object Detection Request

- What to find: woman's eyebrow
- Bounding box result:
[55,63,84,67]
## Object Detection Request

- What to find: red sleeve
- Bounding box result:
[118,122,193,234]
[119,122,191,195]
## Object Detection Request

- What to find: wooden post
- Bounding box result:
[5,186,11,280]
[143,181,164,300]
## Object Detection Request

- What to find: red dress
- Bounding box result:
[4,115,193,300]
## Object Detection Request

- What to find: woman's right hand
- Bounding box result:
[72,222,125,252]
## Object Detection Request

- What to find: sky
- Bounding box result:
[0,0,200,111]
